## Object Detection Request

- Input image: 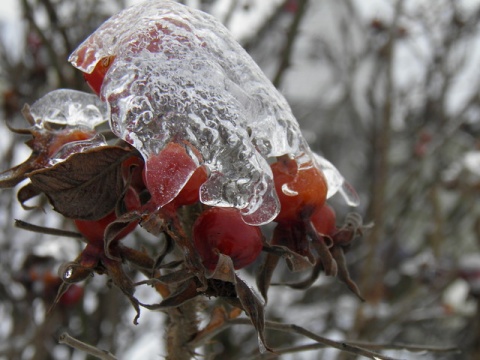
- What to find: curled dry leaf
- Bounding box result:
[152,232,176,272]
[141,277,199,310]
[153,269,196,286]
[104,211,142,260]
[256,252,280,302]
[234,274,272,353]
[28,146,132,220]
[330,246,364,301]
[120,246,155,271]
[207,253,237,284]
[16,183,42,210]
[257,210,365,304]
[273,261,324,290]
[104,258,141,324]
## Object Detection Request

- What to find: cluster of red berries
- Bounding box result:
[17,54,361,318]
[66,66,344,276]
[64,138,340,278]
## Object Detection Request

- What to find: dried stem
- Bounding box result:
[190,318,459,359]
[165,301,200,360]
[15,219,84,240]
[272,0,309,87]
[58,332,117,360]
[164,205,203,360]
[360,0,404,298]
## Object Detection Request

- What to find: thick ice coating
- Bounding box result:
[69,0,320,224]
[30,89,109,129]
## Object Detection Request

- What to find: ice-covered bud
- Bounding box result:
[0,90,110,189]
[29,89,108,130]
[25,89,109,165]
[69,0,321,224]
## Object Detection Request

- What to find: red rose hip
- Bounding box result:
[193,207,263,270]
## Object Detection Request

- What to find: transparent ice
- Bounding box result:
[29,89,109,129]
[313,154,360,206]
[28,90,109,165]
[69,0,356,224]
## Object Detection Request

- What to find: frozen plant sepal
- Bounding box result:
[69,0,320,225]
[29,89,108,129]
[0,91,110,189]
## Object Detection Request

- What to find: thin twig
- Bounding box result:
[58,332,117,360]
[225,317,459,359]
[253,340,460,360]
[272,322,401,360]
[227,318,401,359]
[20,0,67,87]
[14,219,85,240]
[272,0,309,87]
[360,0,404,297]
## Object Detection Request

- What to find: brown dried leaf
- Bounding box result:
[256,252,280,302]
[268,224,315,272]
[330,246,364,301]
[264,244,314,272]
[0,121,52,189]
[235,274,272,353]
[207,253,236,284]
[165,216,208,291]
[154,269,195,285]
[104,258,141,324]
[152,232,175,271]
[28,146,131,220]
[306,221,337,276]
[120,246,155,270]
[142,278,199,310]
[17,183,42,210]
[104,211,142,260]
[0,159,36,188]
[334,212,369,248]
[274,260,323,290]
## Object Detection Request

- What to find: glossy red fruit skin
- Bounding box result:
[310,203,337,236]
[47,129,95,158]
[172,165,208,207]
[271,158,328,224]
[83,56,115,95]
[144,142,207,209]
[193,207,263,270]
[74,187,140,246]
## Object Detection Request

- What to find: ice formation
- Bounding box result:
[314,154,360,206]
[69,0,356,224]
[28,89,109,165]
[29,89,108,129]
